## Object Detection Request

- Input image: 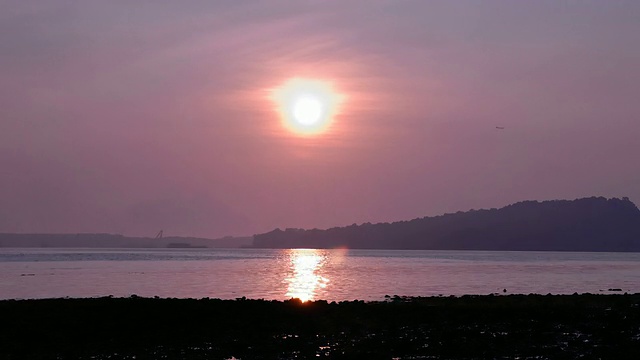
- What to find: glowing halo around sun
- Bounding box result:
[270,78,345,136]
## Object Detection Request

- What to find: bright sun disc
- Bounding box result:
[270,78,344,136]
[293,96,323,125]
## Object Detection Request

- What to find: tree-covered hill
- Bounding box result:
[253,197,640,251]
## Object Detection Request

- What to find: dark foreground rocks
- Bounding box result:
[1,294,639,359]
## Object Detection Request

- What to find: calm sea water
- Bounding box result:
[1,248,639,301]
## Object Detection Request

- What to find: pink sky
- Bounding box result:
[1,1,639,237]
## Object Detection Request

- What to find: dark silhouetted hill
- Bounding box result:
[252,197,640,251]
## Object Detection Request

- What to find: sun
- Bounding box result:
[293,96,323,126]
[270,78,344,136]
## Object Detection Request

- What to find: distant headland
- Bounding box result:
[2,197,639,251]
[252,197,640,252]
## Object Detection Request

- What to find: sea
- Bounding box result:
[1,248,639,301]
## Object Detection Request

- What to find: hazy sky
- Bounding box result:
[1,1,639,238]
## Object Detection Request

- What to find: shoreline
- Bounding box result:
[2,294,639,359]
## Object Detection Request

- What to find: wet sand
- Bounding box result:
[1,294,639,359]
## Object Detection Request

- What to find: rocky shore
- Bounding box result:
[1,294,639,359]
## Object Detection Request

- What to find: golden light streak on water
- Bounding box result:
[285,249,329,302]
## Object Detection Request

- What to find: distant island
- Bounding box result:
[0,233,252,249]
[252,197,640,252]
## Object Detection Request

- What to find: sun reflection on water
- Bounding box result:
[285,249,329,302]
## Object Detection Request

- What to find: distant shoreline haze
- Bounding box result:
[2,197,639,251]
[253,197,640,252]
[0,234,252,249]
